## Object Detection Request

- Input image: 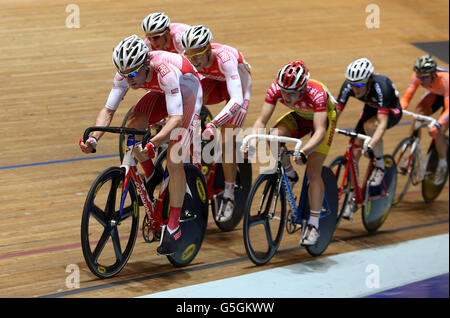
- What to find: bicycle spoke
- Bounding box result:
[263,218,275,246]
[92,228,111,262]
[90,204,108,227]
[105,177,120,213]
[110,226,123,261]
[119,205,136,221]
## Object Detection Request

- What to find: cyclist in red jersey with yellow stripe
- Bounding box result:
[400,55,449,184]
[247,60,337,246]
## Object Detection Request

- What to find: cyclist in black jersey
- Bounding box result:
[336,57,402,220]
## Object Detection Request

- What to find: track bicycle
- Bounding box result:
[392,110,449,204]
[328,128,397,232]
[241,134,338,266]
[80,126,208,279]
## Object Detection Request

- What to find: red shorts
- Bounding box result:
[133,91,200,149]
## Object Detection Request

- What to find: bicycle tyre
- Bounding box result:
[165,164,209,267]
[362,155,397,233]
[328,155,350,226]
[392,137,415,205]
[304,167,338,257]
[243,172,286,266]
[422,136,449,203]
[210,161,252,232]
[81,166,139,278]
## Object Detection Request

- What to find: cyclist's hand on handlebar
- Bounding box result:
[79,136,97,154]
[137,140,156,160]
[429,122,442,139]
[363,145,376,159]
[293,150,307,166]
[202,122,216,141]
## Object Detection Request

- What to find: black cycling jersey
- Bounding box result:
[337,74,401,111]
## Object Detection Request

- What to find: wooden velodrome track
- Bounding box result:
[0,0,448,298]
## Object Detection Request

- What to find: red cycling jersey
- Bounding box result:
[265,79,335,120]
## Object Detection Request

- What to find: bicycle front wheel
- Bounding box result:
[243,172,286,266]
[81,166,139,278]
[362,155,397,232]
[392,137,415,205]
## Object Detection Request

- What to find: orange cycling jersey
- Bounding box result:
[400,70,449,126]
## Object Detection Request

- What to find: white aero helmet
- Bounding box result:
[112,34,149,72]
[141,12,171,34]
[345,57,374,83]
[180,25,213,50]
[413,55,437,73]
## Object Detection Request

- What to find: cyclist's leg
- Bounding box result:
[126,92,167,182]
[305,110,336,228]
[429,95,448,160]
[410,91,435,138]
[220,99,249,199]
[273,111,310,188]
[158,76,203,254]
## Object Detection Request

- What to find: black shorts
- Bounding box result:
[355,104,403,135]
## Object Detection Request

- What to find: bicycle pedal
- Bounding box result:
[180,209,197,222]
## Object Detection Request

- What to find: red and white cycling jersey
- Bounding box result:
[105,50,201,116]
[198,43,252,127]
[144,23,190,54]
[265,79,336,120]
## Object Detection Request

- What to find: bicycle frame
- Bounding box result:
[334,128,392,205]
[241,134,330,225]
[121,135,167,233]
[396,110,436,183]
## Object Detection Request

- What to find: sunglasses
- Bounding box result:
[350,81,368,87]
[146,31,166,41]
[417,73,432,80]
[184,44,210,60]
[118,64,145,78]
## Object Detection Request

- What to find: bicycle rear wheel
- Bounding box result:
[81,166,139,278]
[328,155,350,225]
[210,161,252,231]
[243,172,286,266]
[392,137,415,205]
[304,167,338,257]
[164,164,209,267]
[422,136,449,203]
[362,155,397,232]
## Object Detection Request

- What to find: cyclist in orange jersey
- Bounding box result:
[400,55,449,185]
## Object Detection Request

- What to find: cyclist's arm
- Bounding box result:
[400,73,420,110]
[252,102,276,134]
[212,54,244,127]
[302,111,327,155]
[368,112,388,150]
[91,74,129,140]
[151,114,183,148]
[336,81,353,119]
[436,74,449,127]
[151,67,184,147]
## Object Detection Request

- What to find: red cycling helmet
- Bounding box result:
[277,60,310,90]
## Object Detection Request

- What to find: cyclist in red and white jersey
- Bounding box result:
[141,12,189,54]
[400,54,449,184]
[180,25,252,222]
[247,60,337,246]
[79,35,203,255]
